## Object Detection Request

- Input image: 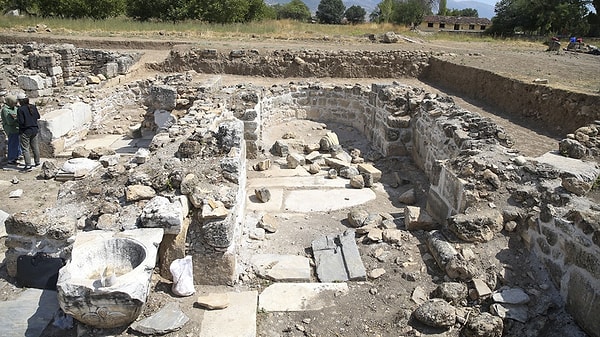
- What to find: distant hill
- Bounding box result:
[266,0,495,20]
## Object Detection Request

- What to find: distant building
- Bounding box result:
[418,15,492,33]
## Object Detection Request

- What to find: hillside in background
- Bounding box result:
[267,0,496,19]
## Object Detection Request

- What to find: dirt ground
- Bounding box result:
[1,31,598,337]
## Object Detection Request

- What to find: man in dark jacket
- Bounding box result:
[16,93,40,171]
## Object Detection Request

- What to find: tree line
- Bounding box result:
[2,0,599,36]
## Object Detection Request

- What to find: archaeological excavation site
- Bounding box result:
[0,35,599,337]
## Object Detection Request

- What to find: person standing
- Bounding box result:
[1,94,21,165]
[16,93,40,171]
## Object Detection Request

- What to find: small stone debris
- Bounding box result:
[472,278,493,298]
[533,78,549,84]
[257,214,278,233]
[433,282,468,305]
[350,174,364,189]
[368,268,386,279]
[9,189,23,198]
[490,303,529,323]
[249,227,266,240]
[195,293,230,310]
[10,176,19,184]
[253,159,271,171]
[413,298,456,328]
[492,287,530,305]
[130,302,189,335]
[327,169,338,179]
[254,187,271,203]
[405,206,437,231]
[463,312,503,337]
[398,188,416,205]
[411,286,428,305]
[308,163,320,174]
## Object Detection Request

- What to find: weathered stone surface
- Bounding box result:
[312,230,366,282]
[463,312,503,337]
[196,293,229,310]
[251,254,311,282]
[286,152,305,169]
[308,163,321,174]
[445,255,477,281]
[559,138,586,159]
[253,159,271,171]
[339,166,360,179]
[472,278,493,298]
[358,163,382,183]
[139,196,184,235]
[125,184,156,202]
[258,214,278,233]
[432,282,468,305]
[426,230,458,271]
[350,174,364,189]
[56,229,164,328]
[405,206,437,231]
[258,283,348,312]
[347,209,369,228]
[448,209,503,242]
[255,187,271,203]
[319,132,339,151]
[490,303,528,322]
[566,270,600,337]
[130,302,189,335]
[271,140,289,157]
[413,299,456,328]
[492,288,530,304]
[158,219,190,280]
[398,188,416,205]
[368,268,386,279]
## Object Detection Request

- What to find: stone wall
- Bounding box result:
[155,48,434,79]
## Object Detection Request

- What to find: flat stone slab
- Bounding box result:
[251,254,311,282]
[285,189,376,213]
[199,291,257,337]
[311,229,367,282]
[258,283,349,312]
[535,152,600,182]
[130,302,189,335]
[0,289,59,337]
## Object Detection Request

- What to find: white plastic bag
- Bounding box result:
[170,255,195,297]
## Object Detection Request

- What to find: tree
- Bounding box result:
[437,0,447,15]
[345,5,366,24]
[488,0,590,36]
[276,0,311,21]
[374,0,395,23]
[316,0,345,24]
[392,0,429,27]
[447,8,478,17]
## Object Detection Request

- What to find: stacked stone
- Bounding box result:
[53,44,78,84]
[28,52,64,88]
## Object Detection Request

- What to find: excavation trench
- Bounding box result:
[1,43,599,337]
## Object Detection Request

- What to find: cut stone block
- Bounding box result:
[405,206,437,231]
[130,302,189,334]
[311,229,366,282]
[0,288,59,337]
[251,254,311,282]
[358,163,382,183]
[258,283,349,312]
[199,291,257,337]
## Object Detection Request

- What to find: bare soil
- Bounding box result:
[1,32,598,337]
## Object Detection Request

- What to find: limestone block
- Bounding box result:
[102,62,119,78]
[405,206,437,231]
[192,251,236,285]
[158,218,191,280]
[358,163,382,183]
[286,153,305,169]
[566,270,600,337]
[68,102,93,128]
[125,184,156,202]
[48,66,63,76]
[139,196,184,235]
[448,209,503,243]
[18,74,45,90]
[146,85,177,110]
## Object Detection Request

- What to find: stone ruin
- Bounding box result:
[0,43,599,336]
